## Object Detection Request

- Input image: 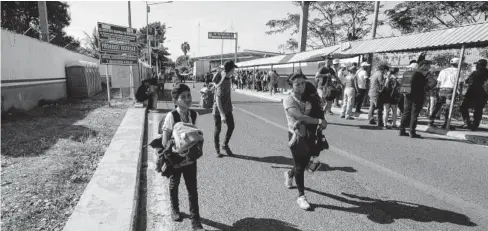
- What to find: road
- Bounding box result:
[141,83,488,231]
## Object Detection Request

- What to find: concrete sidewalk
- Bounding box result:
[234,89,488,145]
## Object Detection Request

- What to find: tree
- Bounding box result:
[175,55,190,67]
[1,1,80,51]
[137,21,171,67]
[266,1,380,51]
[81,27,99,59]
[181,41,190,56]
[385,1,488,34]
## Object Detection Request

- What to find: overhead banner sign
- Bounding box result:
[208,32,236,40]
[100,41,137,54]
[100,54,138,65]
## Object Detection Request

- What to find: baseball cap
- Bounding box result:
[340,63,347,68]
[474,59,487,66]
[333,59,340,64]
[450,58,460,64]
[407,63,419,69]
[360,62,371,67]
[224,60,238,72]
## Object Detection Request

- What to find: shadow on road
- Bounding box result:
[182,215,302,231]
[306,188,477,227]
[229,154,357,173]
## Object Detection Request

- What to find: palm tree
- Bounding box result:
[181,41,190,56]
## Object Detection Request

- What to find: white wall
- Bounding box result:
[1,29,98,82]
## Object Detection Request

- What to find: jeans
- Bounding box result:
[429,88,453,125]
[460,96,487,129]
[368,97,384,125]
[383,103,398,126]
[169,162,200,221]
[341,87,356,117]
[214,111,235,148]
[355,88,367,112]
[400,95,423,133]
[429,96,437,117]
[288,132,312,197]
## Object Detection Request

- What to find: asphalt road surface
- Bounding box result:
[143,82,488,231]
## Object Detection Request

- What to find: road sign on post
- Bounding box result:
[208,32,236,40]
[208,31,239,63]
[97,22,139,103]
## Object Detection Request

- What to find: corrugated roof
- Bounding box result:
[236,54,287,67]
[286,45,340,63]
[336,22,488,55]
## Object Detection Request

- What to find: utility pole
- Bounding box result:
[38,1,49,42]
[235,33,238,63]
[298,1,309,52]
[128,1,134,100]
[146,2,151,68]
[367,1,380,73]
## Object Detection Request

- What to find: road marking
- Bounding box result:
[235,106,488,220]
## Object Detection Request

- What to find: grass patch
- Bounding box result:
[1,92,132,231]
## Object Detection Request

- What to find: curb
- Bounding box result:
[63,108,147,231]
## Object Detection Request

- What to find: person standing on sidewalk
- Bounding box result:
[269,70,279,96]
[315,58,337,115]
[382,68,401,129]
[368,64,389,127]
[399,60,432,138]
[429,58,461,129]
[340,65,358,120]
[161,83,204,230]
[283,72,327,210]
[460,59,488,131]
[332,59,342,108]
[355,62,370,113]
[213,60,238,158]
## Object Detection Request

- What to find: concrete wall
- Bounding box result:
[1,29,99,112]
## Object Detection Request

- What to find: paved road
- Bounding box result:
[143,83,488,231]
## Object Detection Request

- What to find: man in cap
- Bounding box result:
[368,64,389,126]
[399,60,433,138]
[315,58,337,115]
[355,62,370,113]
[460,59,488,131]
[428,57,460,129]
[213,60,238,157]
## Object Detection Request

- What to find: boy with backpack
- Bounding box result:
[159,83,205,231]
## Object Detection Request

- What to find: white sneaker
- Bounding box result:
[284,171,293,189]
[297,195,311,210]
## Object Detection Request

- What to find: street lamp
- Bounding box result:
[146,1,173,68]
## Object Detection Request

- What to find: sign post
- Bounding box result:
[97,22,138,101]
[208,31,238,65]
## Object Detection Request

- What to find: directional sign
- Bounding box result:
[100,54,138,65]
[100,41,138,54]
[208,32,236,40]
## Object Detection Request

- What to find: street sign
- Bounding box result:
[97,22,137,36]
[100,41,138,54]
[100,54,138,65]
[208,32,236,40]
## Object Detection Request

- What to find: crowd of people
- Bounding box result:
[151,57,487,230]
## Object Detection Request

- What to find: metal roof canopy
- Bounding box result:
[335,22,488,55]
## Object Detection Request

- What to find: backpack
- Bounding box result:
[399,70,415,94]
[152,110,203,175]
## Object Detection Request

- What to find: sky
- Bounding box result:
[64,1,400,61]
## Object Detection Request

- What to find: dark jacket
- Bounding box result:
[465,69,488,100]
[407,71,428,102]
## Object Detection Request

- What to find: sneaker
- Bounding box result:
[171,209,182,222]
[369,120,377,125]
[297,195,311,210]
[399,130,409,136]
[222,145,234,156]
[216,148,223,158]
[346,116,354,120]
[340,115,345,119]
[386,125,392,129]
[308,161,322,173]
[410,133,422,138]
[284,171,293,189]
[191,220,204,231]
